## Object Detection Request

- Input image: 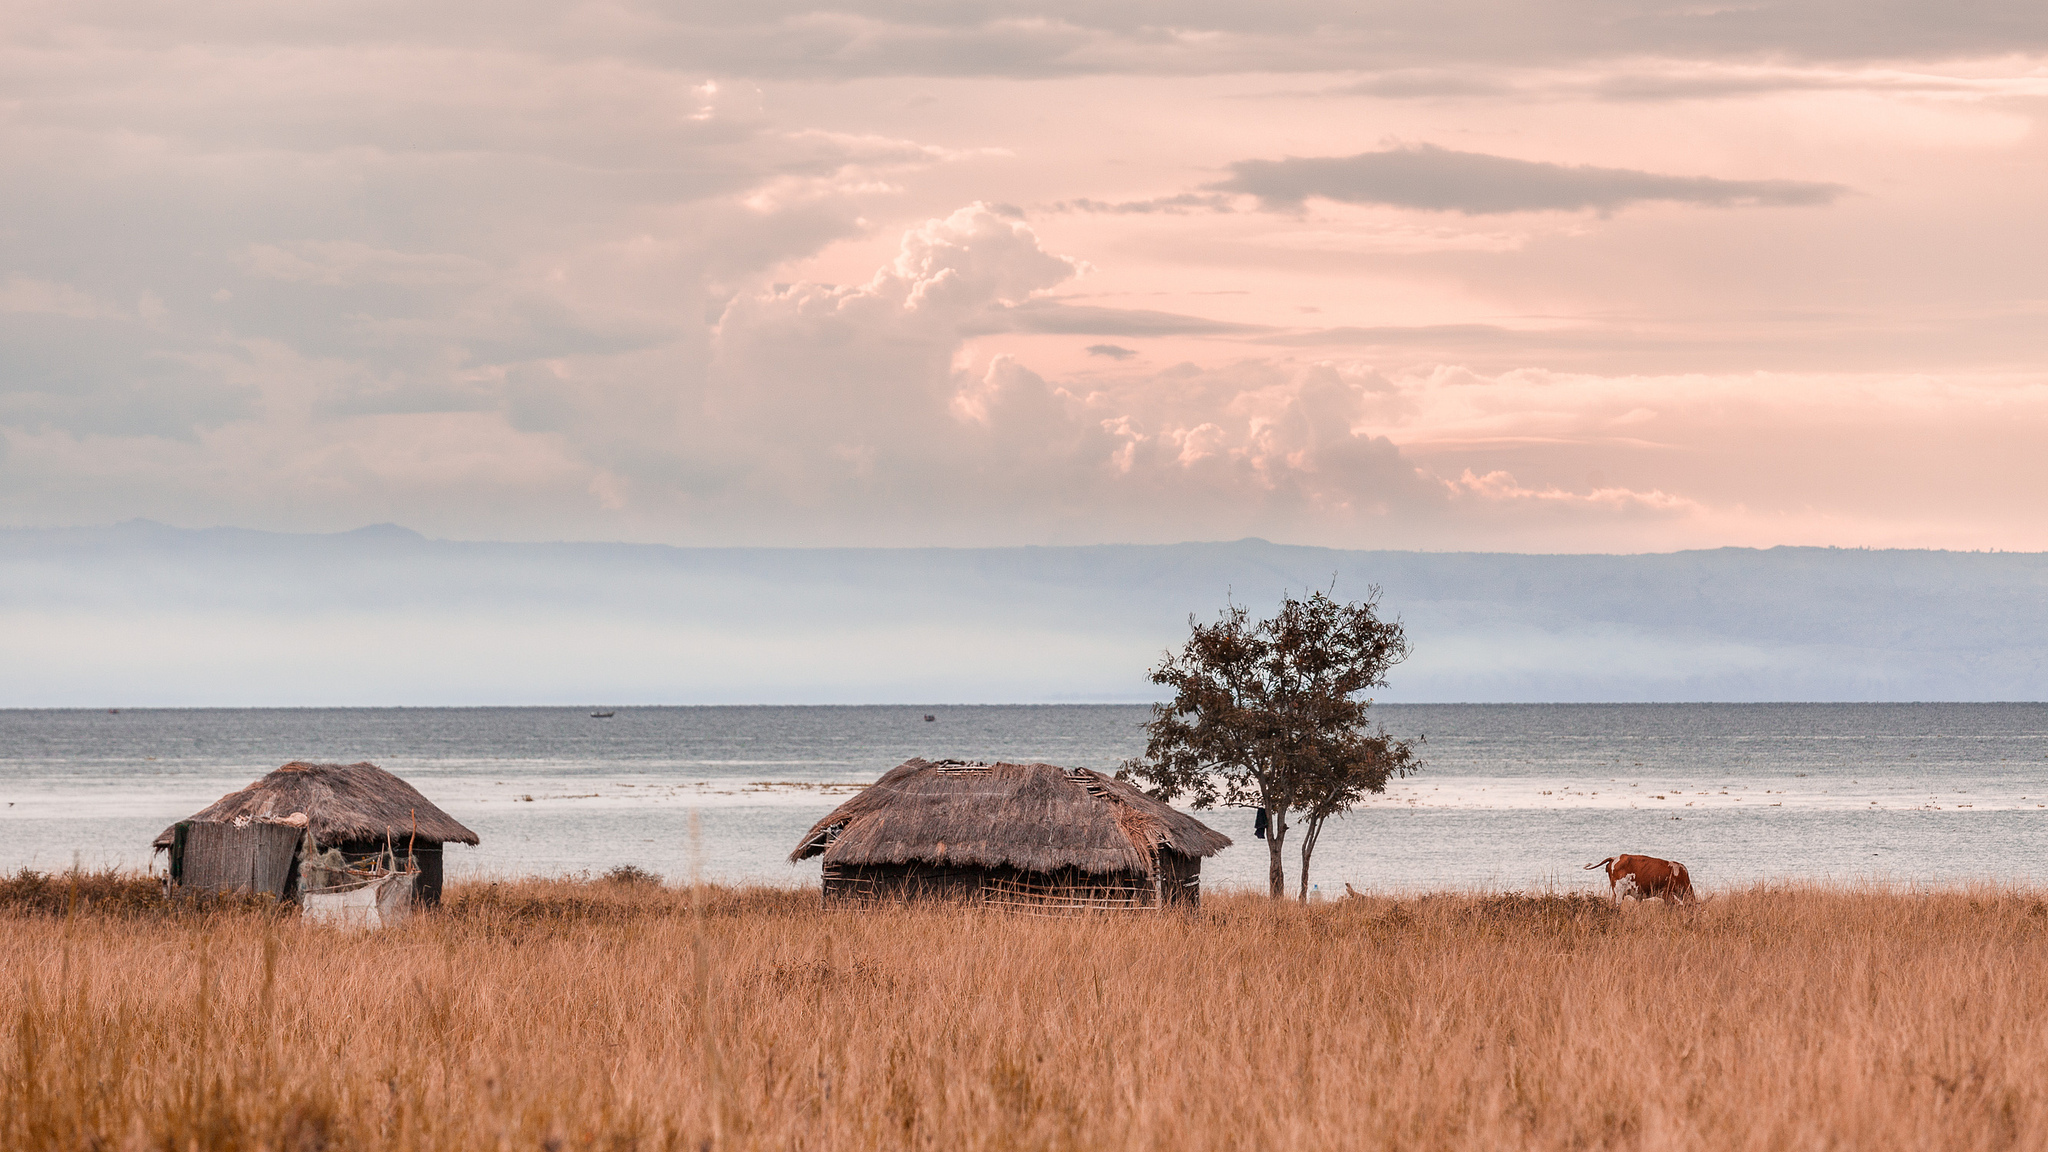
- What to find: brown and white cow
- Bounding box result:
[1584,854,1698,905]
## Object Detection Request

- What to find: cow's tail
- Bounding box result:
[1583,858,1615,872]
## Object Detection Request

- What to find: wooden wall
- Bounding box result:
[169,821,301,897]
[820,859,1203,911]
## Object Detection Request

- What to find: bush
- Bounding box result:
[0,867,290,919]
[0,867,167,916]
[602,864,663,886]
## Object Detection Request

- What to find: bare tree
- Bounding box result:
[1121,589,1418,899]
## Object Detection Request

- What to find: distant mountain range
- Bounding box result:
[2,521,2043,705]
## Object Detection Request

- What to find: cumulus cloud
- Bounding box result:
[687,207,1464,539]
[1209,145,1847,214]
[707,204,1081,467]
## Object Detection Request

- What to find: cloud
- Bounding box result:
[693,208,1455,538]
[1051,143,1847,234]
[0,277,118,320]
[979,299,1274,337]
[1589,70,1991,102]
[2,1,2040,553]
[1328,71,1516,99]
[0,316,257,439]
[42,3,2042,80]
[239,242,495,288]
[1209,145,1847,214]
[705,204,1086,478]
[1447,468,1703,518]
[0,18,988,469]
[1312,64,2037,104]
[1253,311,2048,376]
[10,190,2044,550]
[1048,193,1235,215]
[1086,344,1138,359]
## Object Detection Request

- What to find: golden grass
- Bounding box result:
[5,873,2048,1151]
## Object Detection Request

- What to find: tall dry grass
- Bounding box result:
[4,871,2047,1151]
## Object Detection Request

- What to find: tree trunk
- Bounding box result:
[1296,816,1321,902]
[1266,809,1287,898]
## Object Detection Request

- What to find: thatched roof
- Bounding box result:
[152,761,479,850]
[789,759,1231,874]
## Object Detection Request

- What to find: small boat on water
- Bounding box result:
[591,711,616,719]
[923,714,936,722]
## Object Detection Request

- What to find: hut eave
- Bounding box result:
[151,760,478,850]
[788,758,1231,874]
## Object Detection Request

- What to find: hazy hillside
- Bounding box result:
[2,522,2043,705]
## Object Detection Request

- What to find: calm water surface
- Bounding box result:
[2,704,2043,892]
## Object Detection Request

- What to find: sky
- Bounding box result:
[4,1,2046,552]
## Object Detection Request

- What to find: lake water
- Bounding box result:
[2,703,2044,894]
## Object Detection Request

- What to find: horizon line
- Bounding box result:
[6,519,2046,559]
[6,701,2045,711]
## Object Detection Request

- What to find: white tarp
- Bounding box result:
[302,872,415,929]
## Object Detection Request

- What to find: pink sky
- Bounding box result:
[3,3,2045,550]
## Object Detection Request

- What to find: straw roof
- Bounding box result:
[152,761,479,850]
[789,759,1231,874]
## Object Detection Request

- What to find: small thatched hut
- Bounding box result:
[152,761,478,905]
[789,758,1231,909]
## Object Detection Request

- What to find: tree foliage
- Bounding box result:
[1121,589,1421,899]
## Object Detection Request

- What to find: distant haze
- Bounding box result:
[3,522,2041,706]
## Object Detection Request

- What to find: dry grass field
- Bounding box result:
[4,871,2047,1151]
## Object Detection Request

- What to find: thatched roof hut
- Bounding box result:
[790,758,1231,909]
[153,761,478,904]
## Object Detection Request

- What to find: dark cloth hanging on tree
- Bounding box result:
[1253,807,1269,839]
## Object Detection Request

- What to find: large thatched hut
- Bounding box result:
[152,761,478,905]
[789,758,1231,909]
